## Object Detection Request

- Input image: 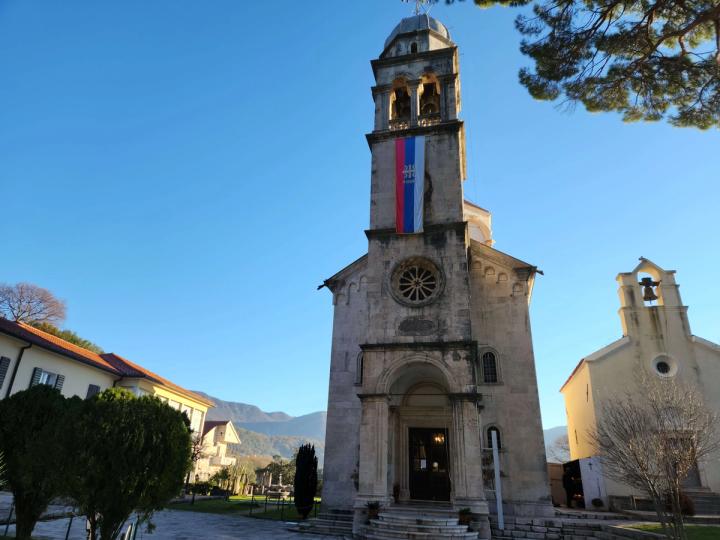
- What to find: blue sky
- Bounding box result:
[1,1,718,428]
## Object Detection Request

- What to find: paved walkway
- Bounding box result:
[2,509,342,539]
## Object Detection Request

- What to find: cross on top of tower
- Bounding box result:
[402,0,432,15]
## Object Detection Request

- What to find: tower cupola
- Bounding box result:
[382,14,453,58]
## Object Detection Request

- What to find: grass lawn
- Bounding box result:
[168,496,322,521]
[247,504,318,522]
[629,524,720,539]
[167,498,259,515]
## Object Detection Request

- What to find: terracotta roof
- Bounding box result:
[0,319,119,374]
[202,420,231,436]
[101,353,214,407]
[0,318,213,408]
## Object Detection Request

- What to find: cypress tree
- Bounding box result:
[293,444,318,519]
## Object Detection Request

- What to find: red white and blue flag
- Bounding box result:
[395,136,425,234]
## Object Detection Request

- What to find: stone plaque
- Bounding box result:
[398,317,436,336]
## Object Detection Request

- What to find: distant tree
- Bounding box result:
[234,461,255,495]
[209,467,232,492]
[187,431,207,497]
[548,434,570,463]
[265,455,296,486]
[29,321,104,353]
[590,377,719,540]
[68,388,192,540]
[0,386,73,540]
[293,444,318,519]
[0,282,66,324]
[434,0,720,129]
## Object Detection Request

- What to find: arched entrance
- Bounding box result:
[387,364,452,502]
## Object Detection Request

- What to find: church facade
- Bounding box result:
[561,258,720,503]
[320,15,551,535]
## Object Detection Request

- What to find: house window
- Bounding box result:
[30,367,65,391]
[487,426,502,449]
[181,404,192,419]
[482,352,499,383]
[410,42,418,53]
[86,384,101,399]
[0,356,11,390]
[191,409,203,433]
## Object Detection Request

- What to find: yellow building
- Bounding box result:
[0,318,213,433]
[561,258,720,510]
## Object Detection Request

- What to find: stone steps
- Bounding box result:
[488,515,619,540]
[359,507,478,540]
[293,509,354,536]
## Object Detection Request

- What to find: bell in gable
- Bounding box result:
[639,277,659,302]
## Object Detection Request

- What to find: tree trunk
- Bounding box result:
[13,502,43,540]
[14,519,34,540]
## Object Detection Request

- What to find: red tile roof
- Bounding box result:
[102,353,214,407]
[0,318,118,373]
[0,318,213,408]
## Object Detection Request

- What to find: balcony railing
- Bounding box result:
[210,455,236,467]
[388,114,442,131]
[389,118,410,130]
[418,113,441,127]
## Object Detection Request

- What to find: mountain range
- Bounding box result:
[197,391,569,467]
[195,391,326,464]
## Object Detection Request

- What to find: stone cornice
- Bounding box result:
[372,46,457,78]
[357,393,389,401]
[365,221,467,240]
[447,391,483,403]
[360,340,476,352]
[366,119,463,146]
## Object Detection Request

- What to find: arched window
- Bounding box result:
[410,42,418,54]
[482,352,499,383]
[487,426,502,449]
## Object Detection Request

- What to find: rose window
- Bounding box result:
[390,258,443,306]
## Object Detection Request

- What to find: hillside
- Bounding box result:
[197,392,326,464]
[194,391,292,423]
[227,427,325,465]
[543,425,569,463]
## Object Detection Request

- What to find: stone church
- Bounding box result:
[319,14,551,538]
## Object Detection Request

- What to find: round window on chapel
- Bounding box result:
[390,257,443,306]
[652,355,677,378]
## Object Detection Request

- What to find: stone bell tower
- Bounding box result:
[320,14,551,540]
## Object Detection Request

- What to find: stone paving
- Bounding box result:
[2,509,342,539]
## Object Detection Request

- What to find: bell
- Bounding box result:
[639,277,659,302]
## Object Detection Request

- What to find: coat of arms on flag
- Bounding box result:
[395,136,425,234]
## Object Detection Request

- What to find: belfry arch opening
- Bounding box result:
[637,270,663,306]
[389,78,411,128]
[419,74,441,122]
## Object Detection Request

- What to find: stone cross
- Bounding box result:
[402,0,432,15]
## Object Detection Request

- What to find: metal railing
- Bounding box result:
[247,491,319,520]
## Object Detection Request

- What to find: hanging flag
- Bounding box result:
[395,136,425,234]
